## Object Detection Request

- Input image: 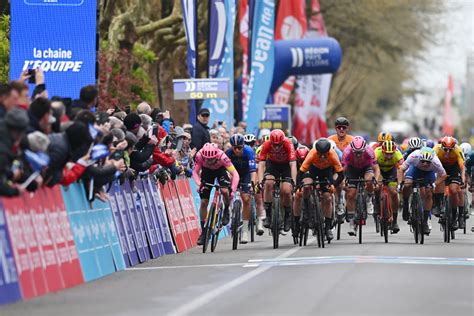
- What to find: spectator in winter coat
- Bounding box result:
[191,107,210,151]
[72,85,98,111]
[27,97,55,134]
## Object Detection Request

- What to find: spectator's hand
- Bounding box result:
[163,110,171,119]
[14,183,26,195]
[148,135,158,145]
[106,108,115,115]
[165,148,174,156]
[190,148,197,158]
[35,68,45,85]
[19,70,31,82]
[114,159,127,172]
[116,140,128,151]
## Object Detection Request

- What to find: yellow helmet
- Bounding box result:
[381,140,396,154]
[377,132,392,142]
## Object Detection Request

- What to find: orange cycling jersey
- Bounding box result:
[328,134,353,152]
[300,148,343,173]
[433,144,464,170]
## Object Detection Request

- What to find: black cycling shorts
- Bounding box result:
[380,167,398,186]
[199,167,230,199]
[345,165,374,187]
[302,165,334,192]
[264,160,292,180]
[443,163,462,185]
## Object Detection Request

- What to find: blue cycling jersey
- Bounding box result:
[226,145,257,176]
[465,150,474,172]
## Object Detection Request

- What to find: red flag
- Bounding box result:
[442,75,454,136]
[273,0,307,105]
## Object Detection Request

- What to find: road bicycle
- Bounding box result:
[406,179,426,244]
[202,183,226,253]
[348,179,373,244]
[231,183,253,250]
[378,179,396,243]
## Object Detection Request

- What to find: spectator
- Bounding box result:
[191,108,210,151]
[139,114,153,131]
[0,83,19,119]
[209,129,220,145]
[109,116,124,130]
[176,131,195,176]
[10,80,30,110]
[27,131,50,153]
[50,98,70,125]
[27,97,55,134]
[137,102,152,116]
[123,113,156,173]
[183,123,193,134]
[75,110,96,126]
[113,111,127,121]
[72,85,98,111]
[0,108,30,196]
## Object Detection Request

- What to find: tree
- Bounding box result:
[0,14,9,83]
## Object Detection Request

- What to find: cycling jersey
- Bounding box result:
[401,149,446,176]
[433,144,464,170]
[328,134,353,152]
[300,148,343,173]
[225,145,257,175]
[374,147,404,172]
[258,139,296,164]
[402,147,417,160]
[342,146,376,169]
[192,149,239,193]
[466,149,474,171]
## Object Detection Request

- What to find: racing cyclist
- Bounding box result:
[299,138,344,241]
[464,147,474,232]
[374,140,404,233]
[372,132,392,150]
[258,129,297,232]
[292,145,310,238]
[342,136,380,236]
[226,134,258,243]
[432,136,465,230]
[193,143,240,245]
[401,147,446,234]
[244,134,257,149]
[403,137,423,160]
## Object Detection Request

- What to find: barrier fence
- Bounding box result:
[0,176,203,305]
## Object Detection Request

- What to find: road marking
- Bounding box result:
[127,262,247,270]
[167,238,316,316]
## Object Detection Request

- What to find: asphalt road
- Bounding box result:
[2,215,474,316]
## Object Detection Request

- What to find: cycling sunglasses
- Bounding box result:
[420,160,432,164]
[336,125,348,130]
[233,145,244,150]
[442,147,453,152]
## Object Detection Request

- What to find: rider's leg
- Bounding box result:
[364,170,375,215]
[220,187,231,225]
[263,175,275,228]
[281,182,293,231]
[322,191,334,240]
[432,179,444,217]
[449,182,461,230]
[346,188,357,215]
[200,198,210,227]
[241,192,251,243]
[420,186,433,233]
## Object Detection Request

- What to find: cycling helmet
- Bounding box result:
[419,147,434,162]
[425,139,435,148]
[296,146,310,161]
[460,142,472,155]
[201,143,220,159]
[288,136,299,150]
[377,132,392,143]
[350,136,367,152]
[440,136,456,150]
[270,129,285,145]
[335,117,349,127]
[230,133,245,146]
[244,134,256,144]
[408,137,422,150]
[381,140,396,154]
[258,128,271,141]
[315,138,331,154]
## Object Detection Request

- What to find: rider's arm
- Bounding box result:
[192,153,203,188]
[227,165,240,193]
[290,161,297,184]
[299,149,316,173]
[373,163,381,180]
[257,143,268,183]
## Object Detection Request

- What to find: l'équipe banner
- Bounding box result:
[244,0,276,136]
[10,0,97,99]
[202,0,236,128]
[181,0,198,124]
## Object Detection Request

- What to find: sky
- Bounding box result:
[414,0,474,93]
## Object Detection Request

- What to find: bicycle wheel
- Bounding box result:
[356,193,364,244]
[250,205,255,242]
[311,194,322,248]
[336,219,341,241]
[443,198,451,243]
[203,203,216,253]
[414,194,424,245]
[272,197,281,249]
[211,208,222,252]
[231,201,242,250]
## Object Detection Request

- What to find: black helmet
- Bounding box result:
[335,117,349,127]
[288,136,299,150]
[315,138,331,154]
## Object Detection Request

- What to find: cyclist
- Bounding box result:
[342,136,380,236]
[432,136,466,230]
[403,137,423,160]
[244,134,257,149]
[292,145,310,238]
[288,136,299,150]
[258,129,297,232]
[372,132,392,149]
[460,142,472,159]
[329,117,353,217]
[226,134,257,244]
[299,138,344,241]
[254,133,270,235]
[401,147,446,234]
[374,140,404,233]
[464,148,474,232]
[193,143,240,245]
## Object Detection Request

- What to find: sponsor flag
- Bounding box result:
[293,0,331,143]
[202,0,236,127]
[442,75,454,136]
[244,0,276,135]
[273,0,307,105]
[181,0,199,123]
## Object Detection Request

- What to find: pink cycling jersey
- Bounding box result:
[192,150,239,192]
[342,146,377,169]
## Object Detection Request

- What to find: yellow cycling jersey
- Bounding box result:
[434,144,464,169]
[374,147,403,172]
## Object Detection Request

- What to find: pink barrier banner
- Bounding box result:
[160,182,189,253]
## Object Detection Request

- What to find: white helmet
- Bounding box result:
[408,137,422,150]
[328,139,337,150]
[244,134,256,143]
[258,128,271,141]
[460,142,472,155]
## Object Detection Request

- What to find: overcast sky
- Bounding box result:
[414,0,474,93]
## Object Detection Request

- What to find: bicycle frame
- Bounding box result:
[408,179,426,244]
[202,182,225,253]
[379,179,395,243]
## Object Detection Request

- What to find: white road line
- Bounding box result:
[127,262,247,270]
[167,238,315,316]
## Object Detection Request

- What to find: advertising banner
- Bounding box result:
[259,105,292,133]
[110,184,139,266]
[168,181,193,250]
[160,183,188,253]
[272,0,307,104]
[148,180,176,255]
[244,0,276,135]
[135,184,162,259]
[10,0,97,99]
[239,0,250,118]
[173,179,201,247]
[107,185,132,267]
[202,0,236,128]
[0,203,22,305]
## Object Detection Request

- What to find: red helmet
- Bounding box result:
[440,136,456,150]
[270,129,285,145]
[296,146,309,161]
